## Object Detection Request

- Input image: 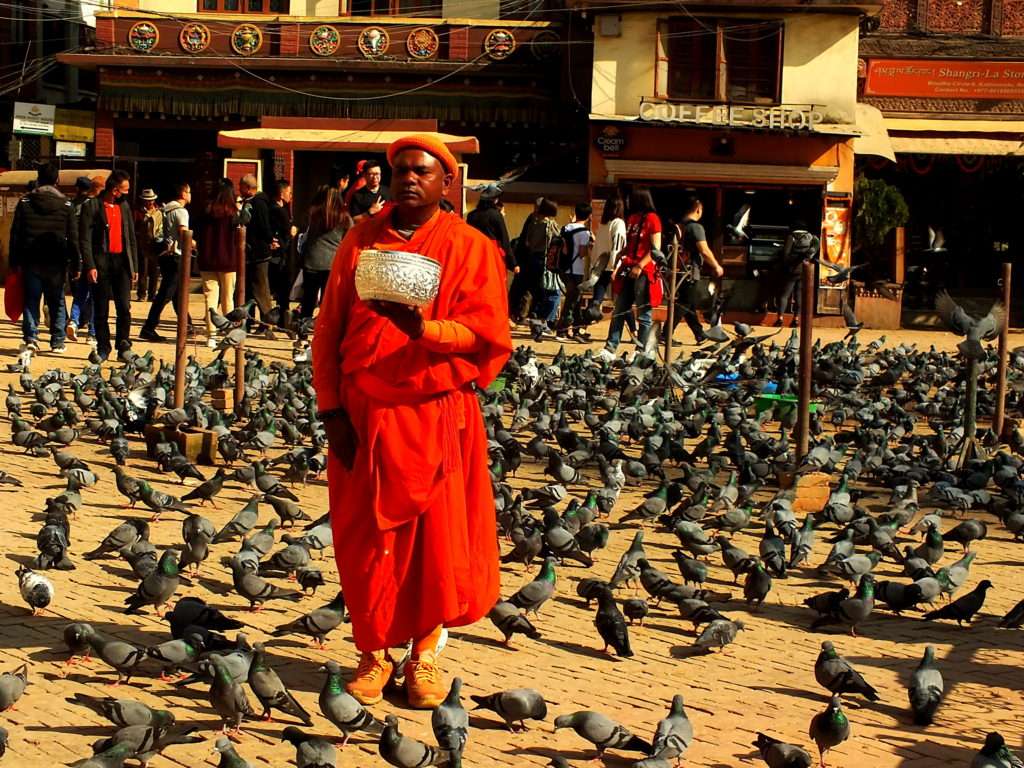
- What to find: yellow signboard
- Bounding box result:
[53,108,95,143]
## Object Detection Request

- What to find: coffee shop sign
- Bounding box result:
[640,102,824,131]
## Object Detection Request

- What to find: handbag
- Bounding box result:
[4,270,23,322]
[542,268,564,293]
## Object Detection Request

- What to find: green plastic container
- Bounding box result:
[754,393,820,418]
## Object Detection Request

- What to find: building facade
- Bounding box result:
[578,0,875,319]
[858,0,1024,307]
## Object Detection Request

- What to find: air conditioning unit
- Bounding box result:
[597,15,621,37]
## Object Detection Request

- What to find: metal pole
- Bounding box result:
[994,261,1012,438]
[796,259,815,462]
[234,225,247,409]
[172,228,193,409]
[663,240,679,369]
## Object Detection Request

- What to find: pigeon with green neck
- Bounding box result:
[810,574,875,637]
[808,695,849,768]
[124,550,182,617]
[248,642,313,724]
[318,660,383,746]
[508,557,557,615]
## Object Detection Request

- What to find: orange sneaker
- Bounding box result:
[405,650,446,709]
[345,651,394,706]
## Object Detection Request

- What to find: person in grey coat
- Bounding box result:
[299,186,352,318]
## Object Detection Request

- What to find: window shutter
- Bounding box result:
[655,20,669,99]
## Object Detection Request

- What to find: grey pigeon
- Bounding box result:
[379,714,446,767]
[318,660,384,745]
[432,677,469,768]
[209,654,254,734]
[971,731,1024,768]
[651,694,693,762]
[808,695,850,768]
[814,641,879,701]
[486,600,541,646]
[124,550,181,616]
[84,519,149,560]
[908,645,944,725]
[470,688,547,731]
[248,642,312,724]
[230,559,302,610]
[211,736,252,768]
[553,710,652,758]
[508,557,557,615]
[81,625,145,684]
[68,692,176,728]
[753,732,812,768]
[281,725,337,768]
[214,496,263,543]
[0,663,28,710]
[272,592,346,648]
[147,634,204,679]
[694,619,744,651]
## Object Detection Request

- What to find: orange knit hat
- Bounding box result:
[387,133,459,179]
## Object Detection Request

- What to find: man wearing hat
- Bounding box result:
[135,188,162,302]
[312,134,511,709]
[467,184,513,280]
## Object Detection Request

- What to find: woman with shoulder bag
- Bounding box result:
[300,186,353,319]
[600,188,663,359]
[198,181,240,348]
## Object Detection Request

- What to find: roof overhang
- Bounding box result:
[570,0,880,13]
[217,128,480,154]
[602,158,838,185]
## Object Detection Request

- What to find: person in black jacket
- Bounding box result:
[466,186,513,276]
[9,162,80,353]
[80,169,138,361]
[268,178,296,324]
[239,174,275,322]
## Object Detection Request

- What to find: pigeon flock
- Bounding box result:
[0,296,1021,767]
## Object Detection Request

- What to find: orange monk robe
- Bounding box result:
[311,205,512,652]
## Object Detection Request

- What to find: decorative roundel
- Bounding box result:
[484,28,516,60]
[530,30,559,61]
[406,27,440,60]
[128,21,159,53]
[231,23,263,56]
[309,24,341,57]
[357,26,390,58]
[179,22,211,54]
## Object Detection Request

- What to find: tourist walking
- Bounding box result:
[67,175,103,344]
[140,182,192,342]
[777,219,819,326]
[510,198,559,327]
[600,188,663,359]
[135,188,162,302]
[349,160,390,222]
[9,162,79,354]
[666,196,725,344]
[269,179,296,323]
[466,187,513,279]
[239,174,275,322]
[555,202,594,342]
[299,186,352,318]
[586,196,626,320]
[80,170,138,361]
[198,181,240,347]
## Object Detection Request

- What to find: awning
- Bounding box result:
[852,103,895,162]
[889,136,1024,156]
[602,159,838,186]
[217,128,479,154]
[0,169,110,189]
[884,117,1024,134]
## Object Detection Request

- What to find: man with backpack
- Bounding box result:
[9,162,80,354]
[140,182,192,342]
[776,219,820,326]
[555,202,594,342]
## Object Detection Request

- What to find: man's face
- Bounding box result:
[144,199,156,210]
[281,186,292,204]
[694,203,703,221]
[391,150,451,210]
[182,186,192,204]
[365,166,382,189]
[112,180,130,200]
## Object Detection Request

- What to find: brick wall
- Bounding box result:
[95,112,115,157]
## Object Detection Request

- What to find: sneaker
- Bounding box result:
[555,333,571,343]
[405,650,446,709]
[66,323,78,342]
[596,348,615,363]
[51,345,66,354]
[345,651,394,706]
[22,340,39,353]
[541,328,557,339]
[207,337,218,349]
[139,329,167,343]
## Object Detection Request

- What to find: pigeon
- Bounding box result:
[594,587,633,657]
[609,530,646,589]
[553,710,653,757]
[181,468,227,506]
[814,641,879,701]
[124,550,182,616]
[923,579,993,625]
[622,597,649,625]
[486,600,541,646]
[808,695,850,768]
[83,519,149,560]
[999,598,1024,629]
[166,597,243,638]
[248,642,313,724]
[753,732,813,768]
[213,496,263,543]
[69,742,134,767]
[0,664,28,710]
[209,654,254,734]
[810,575,875,636]
[379,714,446,768]
[935,291,1005,358]
[230,560,302,610]
[942,518,988,552]
[432,678,469,768]
[80,625,145,685]
[211,736,252,768]
[508,557,557,615]
[971,731,1024,768]
[67,692,176,728]
[16,566,53,615]
[147,634,205,680]
[650,694,693,763]
[694,618,745,651]
[138,481,188,519]
[281,725,337,768]
[470,688,548,731]
[318,660,384,745]
[272,591,346,648]
[908,645,944,725]
[89,723,203,765]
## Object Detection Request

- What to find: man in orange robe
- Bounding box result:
[311,134,512,709]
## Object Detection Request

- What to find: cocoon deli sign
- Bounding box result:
[865,59,1024,99]
[639,102,824,131]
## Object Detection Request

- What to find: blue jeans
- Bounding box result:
[22,270,67,347]
[604,273,652,352]
[69,274,94,333]
[542,286,561,326]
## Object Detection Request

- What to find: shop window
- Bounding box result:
[656,17,783,104]
[198,0,289,11]
[349,0,442,14]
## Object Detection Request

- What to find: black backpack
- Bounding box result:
[548,224,579,273]
[785,230,818,268]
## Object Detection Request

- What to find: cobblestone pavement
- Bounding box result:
[0,295,1021,767]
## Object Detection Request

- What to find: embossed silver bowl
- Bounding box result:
[355,249,441,307]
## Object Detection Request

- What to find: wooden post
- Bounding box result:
[172,229,193,409]
[994,261,1012,437]
[796,259,815,462]
[234,225,247,410]
[663,240,679,369]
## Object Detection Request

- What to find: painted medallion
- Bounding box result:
[128,21,159,53]
[483,28,516,60]
[357,26,390,58]
[179,22,211,54]
[406,27,440,59]
[231,23,263,56]
[309,24,341,57]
